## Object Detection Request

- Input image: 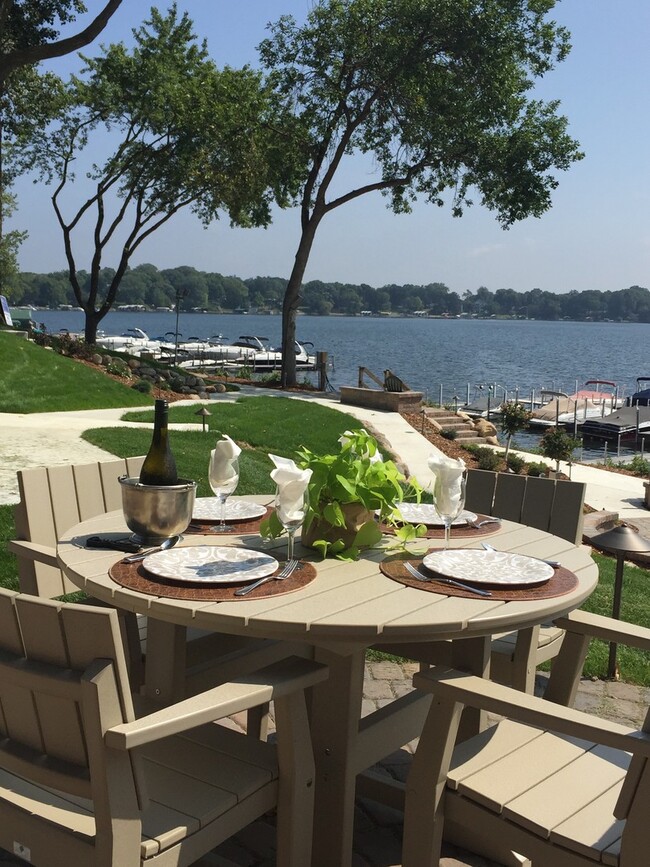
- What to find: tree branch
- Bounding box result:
[0,0,124,84]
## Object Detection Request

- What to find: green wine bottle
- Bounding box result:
[139,399,179,485]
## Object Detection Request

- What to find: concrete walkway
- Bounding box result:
[1,389,649,866]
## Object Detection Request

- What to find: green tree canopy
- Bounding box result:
[25,5,296,342]
[259,0,583,385]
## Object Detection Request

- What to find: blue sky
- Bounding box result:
[9,0,650,295]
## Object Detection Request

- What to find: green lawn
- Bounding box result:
[0,332,151,412]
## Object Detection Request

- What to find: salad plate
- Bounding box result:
[395,503,477,527]
[143,545,278,584]
[192,498,267,522]
[422,548,554,587]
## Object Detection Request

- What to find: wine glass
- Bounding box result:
[431,470,467,549]
[274,484,308,564]
[208,456,240,532]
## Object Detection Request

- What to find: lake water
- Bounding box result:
[36,309,650,460]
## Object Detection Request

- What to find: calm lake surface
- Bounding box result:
[36,310,649,461]
[38,310,649,402]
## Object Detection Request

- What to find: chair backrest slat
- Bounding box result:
[520,475,556,534]
[492,473,527,522]
[465,469,498,515]
[548,479,585,545]
[73,461,108,520]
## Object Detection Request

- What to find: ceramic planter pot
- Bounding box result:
[302,502,374,550]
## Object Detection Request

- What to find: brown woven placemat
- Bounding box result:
[109,556,316,601]
[188,506,272,536]
[381,513,502,540]
[380,555,578,600]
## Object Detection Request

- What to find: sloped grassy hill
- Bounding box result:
[0,332,152,413]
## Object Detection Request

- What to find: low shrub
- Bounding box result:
[131,379,152,394]
[474,447,502,471]
[527,461,549,477]
[440,429,457,440]
[506,454,526,474]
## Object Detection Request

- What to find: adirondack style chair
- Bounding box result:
[375,469,587,692]
[7,458,302,732]
[402,609,650,867]
[0,586,327,867]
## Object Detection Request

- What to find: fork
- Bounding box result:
[404,561,492,597]
[234,558,299,596]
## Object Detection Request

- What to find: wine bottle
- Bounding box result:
[139,399,179,485]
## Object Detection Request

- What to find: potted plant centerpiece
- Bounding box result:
[261,429,422,560]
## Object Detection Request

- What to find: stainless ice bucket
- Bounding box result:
[119,476,196,545]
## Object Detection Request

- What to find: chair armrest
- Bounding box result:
[413,666,650,759]
[7,539,59,568]
[105,656,328,750]
[555,609,650,651]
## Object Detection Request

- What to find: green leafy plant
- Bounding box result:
[540,427,580,473]
[500,401,532,462]
[474,446,502,471]
[506,453,526,474]
[440,429,457,440]
[262,429,424,560]
[526,460,549,477]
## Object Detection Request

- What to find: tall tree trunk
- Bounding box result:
[281,214,321,388]
[84,309,105,344]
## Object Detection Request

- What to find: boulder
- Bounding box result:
[474,418,498,437]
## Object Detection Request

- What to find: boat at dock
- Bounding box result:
[580,404,650,441]
[177,336,317,372]
[528,380,624,429]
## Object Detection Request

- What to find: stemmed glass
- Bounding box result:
[274,484,308,564]
[208,456,240,532]
[432,470,467,549]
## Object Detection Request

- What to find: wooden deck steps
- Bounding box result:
[423,407,492,446]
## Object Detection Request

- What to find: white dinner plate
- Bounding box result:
[143,545,278,584]
[422,548,554,587]
[192,498,267,522]
[395,503,477,527]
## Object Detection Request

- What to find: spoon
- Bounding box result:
[481,541,560,568]
[123,536,179,563]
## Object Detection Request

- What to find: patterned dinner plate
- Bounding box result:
[395,503,477,527]
[143,545,278,584]
[422,548,554,586]
[192,498,267,522]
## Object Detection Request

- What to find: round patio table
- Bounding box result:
[57,498,597,867]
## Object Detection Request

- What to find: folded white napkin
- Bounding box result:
[210,434,241,484]
[269,454,312,524]
[338,428,383,463]
[427,454,466,517]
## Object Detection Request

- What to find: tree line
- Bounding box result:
[12,265,650,323]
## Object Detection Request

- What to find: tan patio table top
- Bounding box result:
[57,495,598,867]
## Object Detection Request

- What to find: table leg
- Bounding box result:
[450,635,491,740]
[310,646,365,867]
[143,619,188,702]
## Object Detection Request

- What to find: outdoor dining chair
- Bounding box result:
[375,469,587,693]
[402,608,650,867]
[0,586,327,867]
[7,457,307,735]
